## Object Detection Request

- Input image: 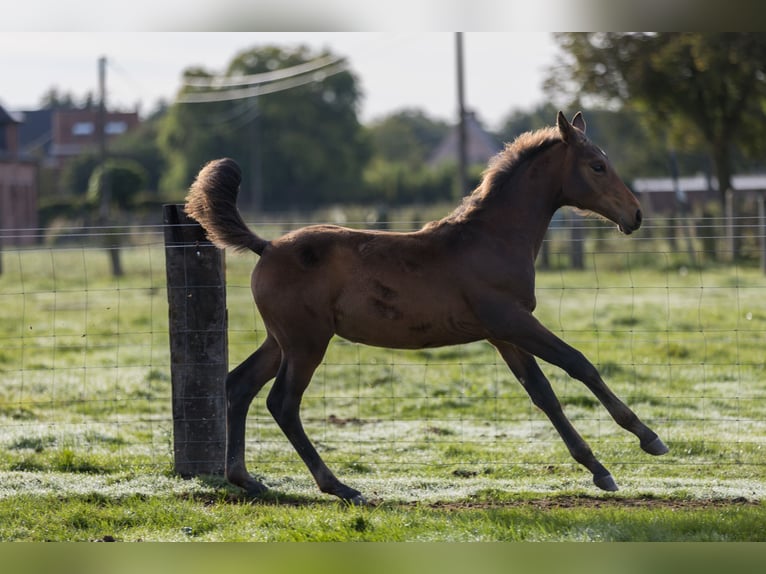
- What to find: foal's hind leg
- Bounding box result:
[267,343,366,505]
[225,334,281,495]
[492,340,617,491]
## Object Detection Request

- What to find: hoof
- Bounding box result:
[593,473,619,492]
[642,436,669,456]
[229,474,269,497]
[343,493,369,506]
[244,483,269,497]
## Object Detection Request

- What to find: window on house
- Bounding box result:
[72,122,95,136]
[105,121,128,135]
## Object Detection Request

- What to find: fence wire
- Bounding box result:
[0,218,765,487]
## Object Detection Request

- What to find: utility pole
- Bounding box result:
[97,55,109,217]
[455,32,468,196]
[97,55,122,276]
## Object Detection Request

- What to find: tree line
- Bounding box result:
[38,34,766,221]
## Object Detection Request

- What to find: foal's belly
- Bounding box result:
[336,322,482,350]
[332,295,484,350]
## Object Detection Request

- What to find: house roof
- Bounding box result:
[0,103,20,126]
[633,174,766,193]
[428,111,502,167]
[16,109,53,154]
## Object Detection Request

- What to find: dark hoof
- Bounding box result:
[229,475,269,497]
[331,484,367,506]
[642,437,669,456]
[244,483,269,497]
[343,493,369,506]
[594,473,619,492]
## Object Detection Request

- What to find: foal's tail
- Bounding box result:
[184,158,269,255]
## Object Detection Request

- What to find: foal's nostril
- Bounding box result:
[635,209,643,228]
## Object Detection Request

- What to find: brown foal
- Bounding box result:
[185,112,668,504]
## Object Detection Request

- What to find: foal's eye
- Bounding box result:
[591,162,606,174]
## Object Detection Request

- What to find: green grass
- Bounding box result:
[0,238,765,540]
[0,469,763,542]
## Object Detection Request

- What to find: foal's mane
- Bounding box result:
[444,126,562,223]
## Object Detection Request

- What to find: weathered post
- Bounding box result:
[724,188,736,262]
[759,192,766,274]
[569,210,585,270]
[163,204,227,477]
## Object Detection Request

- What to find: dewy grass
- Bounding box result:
[1,243,765,540]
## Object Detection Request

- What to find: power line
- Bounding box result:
[178,61,348,104]
[182,55,344,89]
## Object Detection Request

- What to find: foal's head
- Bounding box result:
[557,112,642,234]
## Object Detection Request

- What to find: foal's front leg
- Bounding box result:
[491,340,617,490]
[484,304,668,457]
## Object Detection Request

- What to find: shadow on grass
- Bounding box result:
[186,475,761,511]
[187,474,343,508]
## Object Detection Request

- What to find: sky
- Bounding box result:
[0,32,561,131]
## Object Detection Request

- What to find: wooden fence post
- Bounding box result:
[163,204,227,478]
[759,192,766,275]
[569,211,585,270]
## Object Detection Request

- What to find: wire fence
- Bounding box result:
[0,214,765,490]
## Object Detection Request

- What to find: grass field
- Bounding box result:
[0,230,765,541]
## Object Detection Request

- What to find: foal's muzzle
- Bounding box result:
[619,209,642,235]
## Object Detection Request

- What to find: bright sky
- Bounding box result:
[0,32,561,131]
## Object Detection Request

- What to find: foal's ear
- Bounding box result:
[557,111,575,143]
[557,111,587,143]
[571,111,586,133]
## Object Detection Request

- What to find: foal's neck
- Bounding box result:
[479,144,565,256]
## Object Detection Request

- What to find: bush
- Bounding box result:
[86,159,148,210]
[361,160,484,205]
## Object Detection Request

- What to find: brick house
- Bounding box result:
[49,108,140,168]
[0,103,38,246]
[14,107,141,188]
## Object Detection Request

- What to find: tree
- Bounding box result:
[109,108,167,194]
[86,159,148,277]
[61,153,101,196]
[546,33,766,205]
[158,45,370,211]
[86,159,148,211]
[39,87,95,110]
[367,108,449,168]
[496,103,560,143]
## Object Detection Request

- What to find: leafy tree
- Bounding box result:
[61,153,101,196]
[86,159,148,211]
[496,103,560,143]
[158,45,370,211]
[85,158,148,277]
[38,87,97,110]
[359,108,456,205]
[362,158,474,205]
[109,109,167,194]
[546,33,766,204]
[367,108,449,168]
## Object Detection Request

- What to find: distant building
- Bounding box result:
[15,109,54,165]
[49,108,140,168]
[0,103,38,246]
[428,111,502,168]
[632,174,766,212]
[9,106,140,196]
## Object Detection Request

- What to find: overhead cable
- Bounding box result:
[177,61,348,104]
[181,55,344,89]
